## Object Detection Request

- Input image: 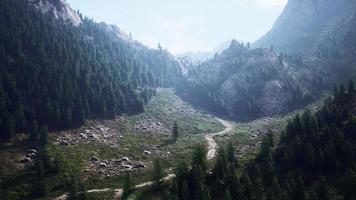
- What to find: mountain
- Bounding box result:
[0,0,183,142]
[176,40,234,63]
[29,0,81,26]
[254,0,356,56]
[178,40,330,121]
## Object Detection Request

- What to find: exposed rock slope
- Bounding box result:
[178,41,330,121]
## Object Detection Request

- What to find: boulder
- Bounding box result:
[27,149,37,154]
[100,162,108,168]
[134,163,146,169]
[121,157,130,162]
[19,157,32,164]
[59,140,70,146]
[80,133,87,139]
[122,164,132,169]
[89,156,99,162]
[143,150,152,155]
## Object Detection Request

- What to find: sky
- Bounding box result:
[67,0,287,54]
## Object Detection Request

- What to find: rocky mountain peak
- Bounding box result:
[28,0,81,26]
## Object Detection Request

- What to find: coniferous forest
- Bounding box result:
[167,82,356,200]
[0,0,181,143]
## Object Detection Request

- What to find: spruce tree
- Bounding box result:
[152,158,164,189]
[172,122,179,142]
[122,172,133,200]
[348,80,355,93]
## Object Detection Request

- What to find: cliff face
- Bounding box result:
[29,0,82,26]
[254,0,356,55]
[178,41,330,121]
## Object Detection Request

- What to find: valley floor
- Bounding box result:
[0,88,324,200]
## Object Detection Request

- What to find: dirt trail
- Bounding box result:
[54,118,232,200]
[206,118,232,160]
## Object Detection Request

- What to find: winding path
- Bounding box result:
[54,118,232,200]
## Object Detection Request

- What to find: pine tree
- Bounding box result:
[339,83,346,95]
[181,181,190,200]
[39,125,48,147]
[333,85,339,98]
[348,80,355,93]
[196,183,211,200]
[224,189,232,200]
[152,158,164,188]
[226,142,237,167]
[172,122,179,142]
[34,159,47,197]
[122,172,133,200]
[68,173,79,200]
[192,144,207,172]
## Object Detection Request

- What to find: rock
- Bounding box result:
[80,133,87,139]
[114,159,122,164]
[134,163,146,169]
[27,149,37,154]
[122,164,132,169]
[121,157,130,162]
[100,162,108,168]
[19,157,32,164]
[26,153,36,158]
[59,140,70,146]
[89,156,99,162]
[143,150,152,155]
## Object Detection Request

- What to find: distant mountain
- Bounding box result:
[176,40,234,63]
[178,40,330,121]
[254,0,356,55]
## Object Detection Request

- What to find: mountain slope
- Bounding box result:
[254,0,356,55]
[170,82,356,200]
[0,0,182,142]
[178,40,330,121]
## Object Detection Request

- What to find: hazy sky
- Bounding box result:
[67,0,287,54]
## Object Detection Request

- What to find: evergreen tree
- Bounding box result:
[122,172,133,200]
[39,125,48,147]
[192,144,207,172]
[226,142,237,167]
[152,158,164,188]
[339,83,346,95]
[348,79,355,93]
[172,122,179,142]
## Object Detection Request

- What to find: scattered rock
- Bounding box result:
[80,133,87,139]
[121,157,130,162]
[59,140,70,146]
[134,163,145,169]
[19,157,32,164]
[100,162,108,168]
[89,156,99,162]
[122,164,132,169]
[26,153,36,158]
[27,149,37,154]
[143,150,152,155]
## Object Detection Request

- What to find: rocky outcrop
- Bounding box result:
[29,0,81,26]
[178,41,331,121]
[254,0,356,55]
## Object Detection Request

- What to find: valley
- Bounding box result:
[1,0,356,199]
[1,88,323,199]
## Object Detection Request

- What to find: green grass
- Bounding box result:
[1,89,327,200]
